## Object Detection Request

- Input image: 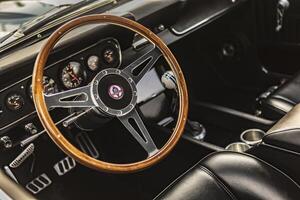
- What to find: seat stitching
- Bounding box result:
[199,166,238,200]
[154,151,300,200]
[243,152,300,189]
[267,128,300,136]
[262,143,300,156]
[263,102,289,114]
[272,95,297,105]
[153,152,222,200]
[153,160,204,199]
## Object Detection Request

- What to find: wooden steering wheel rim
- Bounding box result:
[32,14,188,173]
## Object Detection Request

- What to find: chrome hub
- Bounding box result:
[91,68,137,117]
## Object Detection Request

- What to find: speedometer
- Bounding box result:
[61,61,85,89]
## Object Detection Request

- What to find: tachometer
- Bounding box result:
[6,93,25,111]
[61,61,85,89]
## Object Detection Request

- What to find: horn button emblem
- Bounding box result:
[92,68,137,116]
[108,84,124,100]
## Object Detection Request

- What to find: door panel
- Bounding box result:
[255,0,300,74]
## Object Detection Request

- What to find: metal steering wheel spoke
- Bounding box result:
[118,108,159,157]
[44,85,96,108]
[122,45,162,84]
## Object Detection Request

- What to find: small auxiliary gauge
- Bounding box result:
[6,93,25,111]
[87,55,100,71]
[102,47,118,66]
[100,40,121,68]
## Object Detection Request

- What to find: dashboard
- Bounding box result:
[0,0,249,146]
[0,38,122,133]
[0,0,256,198]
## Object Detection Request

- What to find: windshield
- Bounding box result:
[0,0,87,39]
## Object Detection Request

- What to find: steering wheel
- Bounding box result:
[32,14,188,173]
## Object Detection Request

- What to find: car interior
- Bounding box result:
[1,0,300,199]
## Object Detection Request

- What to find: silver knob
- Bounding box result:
[0,136,12,149]
[276,0,290,32]
[279,0,290,9]
[161,71,177,90]
[25,123,38,135]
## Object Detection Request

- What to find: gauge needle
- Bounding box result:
[70,73,79,82]
[67,65,79,82]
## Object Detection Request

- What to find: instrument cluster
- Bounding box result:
[0,38,121,133]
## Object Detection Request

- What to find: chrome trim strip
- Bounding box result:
[170,5,236,35]
[0,111,36,132]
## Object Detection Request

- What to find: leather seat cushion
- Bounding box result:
[262,73,300,120]
[155,152,300,200]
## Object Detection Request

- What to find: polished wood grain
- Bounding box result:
[32,14,189,173]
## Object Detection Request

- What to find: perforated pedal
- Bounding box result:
[54,157,76,176]
[26,173,51,194]
[75,133,99,158]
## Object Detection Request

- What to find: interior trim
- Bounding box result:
[268,104,300,134]
[170,7,232,35]
[0,170,36,200]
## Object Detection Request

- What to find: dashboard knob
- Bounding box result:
[0,136,12,149]
[161,71,177,90]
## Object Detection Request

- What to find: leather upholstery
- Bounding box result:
[264,129,300,153]
[262,74,300,120]
[0,170,36,200]
[155,152,300,200]
[262,103,300,153]
[267,103,300,133]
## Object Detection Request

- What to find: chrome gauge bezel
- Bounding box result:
[87,55,100,71]
[60,61,87,90]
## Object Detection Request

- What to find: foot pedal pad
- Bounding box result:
[75,133,99,159]
[26,173,51,194]
[54,157,76,176]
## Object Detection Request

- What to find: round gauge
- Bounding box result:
[29,76,58,99]
[101,42,120,68]
[103,48,116,64]
[6,93,25,111]
[61,61,85,89]
[87,55,100,71]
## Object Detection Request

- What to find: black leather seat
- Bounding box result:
[155,152,300,200]
[261,73,300,120]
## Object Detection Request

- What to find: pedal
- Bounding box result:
[26,173,51,194]
[75,133,99,159]
[54,157,76,176]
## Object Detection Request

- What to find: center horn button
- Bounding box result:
[91,68,137,117]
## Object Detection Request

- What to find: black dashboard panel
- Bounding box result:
[0,0,253,136]
[0,38,121,133]
[171,0,246,35]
